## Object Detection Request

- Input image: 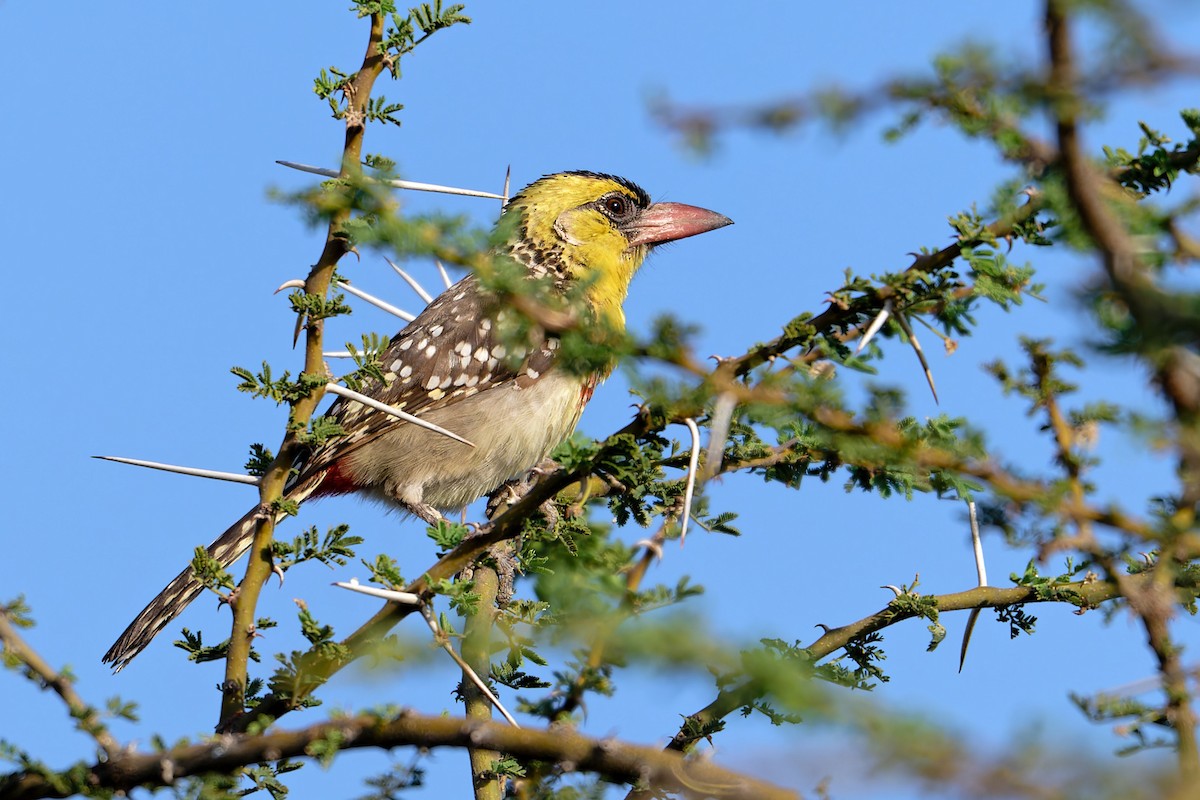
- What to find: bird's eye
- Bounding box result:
[602,194,631,219]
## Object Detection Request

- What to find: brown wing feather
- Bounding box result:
[293,275,550,488]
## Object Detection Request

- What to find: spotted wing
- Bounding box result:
[294,275,556,482]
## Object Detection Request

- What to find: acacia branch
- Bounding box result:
[462,565,503,800]
[0,608,120,759]
[1,710,795,800]
[231,444,619,730]
[236,372,1173,732]
[220,11,393,725]
[654,574,1200,760]
[1047,0,1199,779]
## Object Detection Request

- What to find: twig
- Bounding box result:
[659,575,1177,756]
[0,608,120,758]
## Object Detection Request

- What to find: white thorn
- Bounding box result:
[705,393,736,477]
[958,500,988,673]
[275,279,306,294]
[881,584,903,597]
[335,280,416,322]
[383,257,434,304]
[275,161,505,199]
[680,418,702,546]
[324,383,476,448]
[334,579,421,606]
[502,165,511,207]
[634,538,664,561]
[959,607,982,673]
[894,310,939,404]
[420,605,520,727]
[323,351,356,358]
[435,260,453,290]
[856,300,892,354]
[967,500,988,587]
[93,456,260,486]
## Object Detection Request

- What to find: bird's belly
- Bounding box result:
[344,371,589,512]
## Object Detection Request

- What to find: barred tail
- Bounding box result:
[103,480,321,671]
[102,505,263,671]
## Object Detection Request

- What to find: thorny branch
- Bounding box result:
[0,607,120,759]
[1047,0,1199,778]
[217,11,395,726]
[0,709,796,800]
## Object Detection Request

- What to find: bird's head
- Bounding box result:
[500,171,732,323]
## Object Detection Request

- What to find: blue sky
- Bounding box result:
[3,2,1199,797]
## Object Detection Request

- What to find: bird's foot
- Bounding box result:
[485,463,561,534]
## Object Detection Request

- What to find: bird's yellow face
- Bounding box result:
[502,171,732,324]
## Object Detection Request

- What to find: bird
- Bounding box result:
[103,171,732,670]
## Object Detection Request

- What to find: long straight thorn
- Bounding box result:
[959,500,988,673]
[967,500,988,587]
[419,605,520,727]
[705,392,736,476]
[435,260,453,290]
[502,165,511,208]
[856,300,892,354]
[893,310,938,403]
[384,257,434,304]
[93,456,261,486]
[680,418,702,545]
[324,383,476,448]
[335,280,416,322]
[334,579,421,606]
[275,161,505,199]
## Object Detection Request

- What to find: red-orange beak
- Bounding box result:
[625,202,733,249]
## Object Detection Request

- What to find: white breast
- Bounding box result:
[343,370,588,512]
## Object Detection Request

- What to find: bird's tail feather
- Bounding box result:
[103,481,319,671]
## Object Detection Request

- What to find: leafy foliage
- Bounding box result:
[5,3,1200,800]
